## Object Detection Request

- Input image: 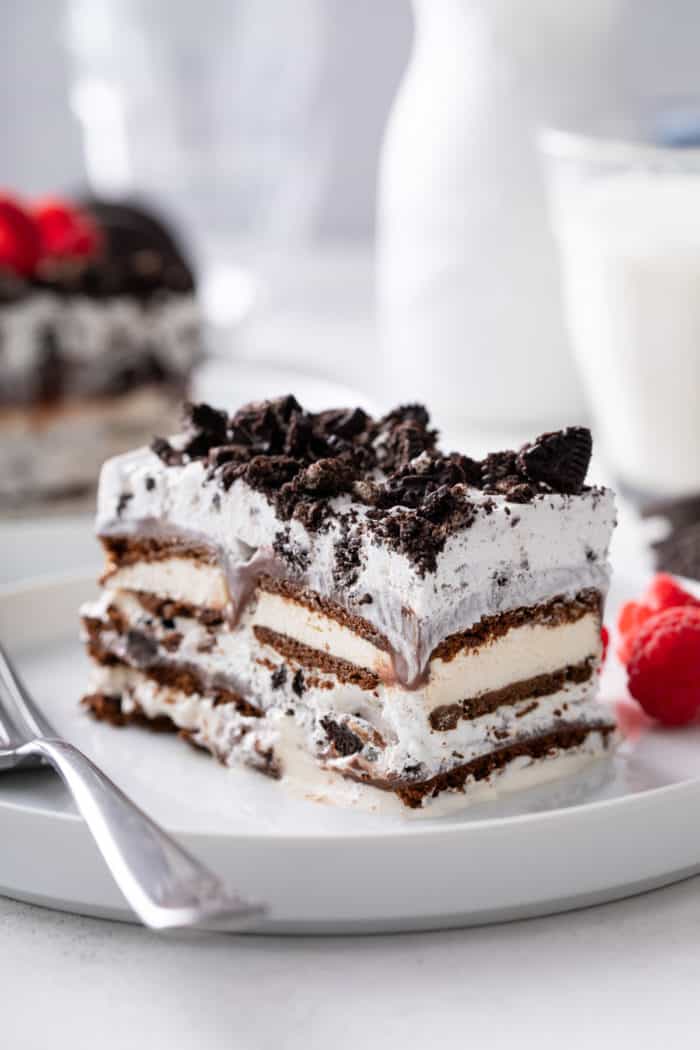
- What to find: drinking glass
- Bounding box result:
[541,110,700,503]
[64,0,329,326]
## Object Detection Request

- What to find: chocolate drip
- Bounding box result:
[222,545,285,626]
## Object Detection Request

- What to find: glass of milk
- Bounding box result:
[541,120,700,502]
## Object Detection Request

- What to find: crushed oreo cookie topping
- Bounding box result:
[150,398,595,573]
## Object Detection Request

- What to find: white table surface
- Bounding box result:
[2,879,700,1050]
[2,254,695,1049]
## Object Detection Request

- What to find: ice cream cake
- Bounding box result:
[81,397,617,809]
[0,194,201,507]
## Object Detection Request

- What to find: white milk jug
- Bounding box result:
[377,0,626,429]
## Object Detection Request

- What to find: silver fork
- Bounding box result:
[0,640,266,932]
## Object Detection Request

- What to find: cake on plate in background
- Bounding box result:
[0,193,201,509]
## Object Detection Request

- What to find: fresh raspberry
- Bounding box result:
[644,573,699,613]
[33,198,101,259]
[617,574,699,665]
[627,606,700,726]
[616,601,654,664]
[600,625,609,667]
[0,194,41,276]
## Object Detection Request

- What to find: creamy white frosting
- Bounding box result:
[96,445,616,684]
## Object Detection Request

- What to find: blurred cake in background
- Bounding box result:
[0,193,201,509]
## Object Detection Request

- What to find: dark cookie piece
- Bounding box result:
[150,436,184,467]
[207,444,249,470]
[368,485,475,575]
[518,427,592,495]
[125,629,159,667]
[116,492,132,517]
[379,403,430,430]
[381,420,437,472]
[186,401,229,438]
[273,528,311,574]
[245,455,300,491]
[299,456,358,497]
[481,450,520,488]
[372,452,481,511]
[334,519,362,588]
[181,401,229,458]
[283,414,316,458]
[317,406,370,441]
[270,665,287,690]
[375,404,437,473]
[230,395,303,457]
[320,716,364,757]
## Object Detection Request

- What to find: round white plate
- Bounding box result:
[1,570,699,934]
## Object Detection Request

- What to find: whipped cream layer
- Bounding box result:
[97,447,615,686]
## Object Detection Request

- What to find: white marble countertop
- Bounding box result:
[1,252,694,1049]
[3,877,700,1050]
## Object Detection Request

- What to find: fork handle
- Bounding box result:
[18,737,263,931]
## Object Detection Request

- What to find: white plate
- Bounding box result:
[1,571,699,934]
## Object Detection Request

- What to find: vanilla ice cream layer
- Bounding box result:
[96,446,615,685]
[104,559,229,610]
[426,613,600,705]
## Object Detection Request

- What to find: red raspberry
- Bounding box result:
[33,198,101,259]
[600,625,609,668]
[0,194,41,276]
[644,573,699,612]
[617,575,699,665]
[627,606,700,726]
[616,601,653,664]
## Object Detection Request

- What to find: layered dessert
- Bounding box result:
[0,193,201,506]
[81,397,617,810]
